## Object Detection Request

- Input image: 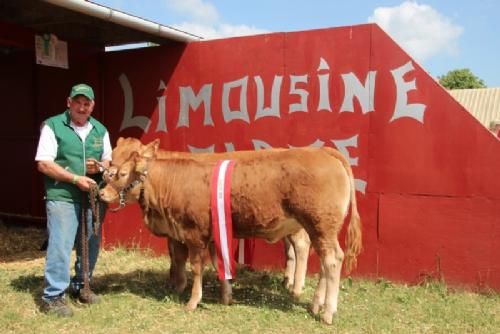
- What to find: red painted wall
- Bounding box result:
[100,24,500,290]
[0,21,103,221]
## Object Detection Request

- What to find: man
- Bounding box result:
[35,83,112,317]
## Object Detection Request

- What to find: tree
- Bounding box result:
[438,68,486,89]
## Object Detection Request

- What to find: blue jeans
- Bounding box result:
[42,200,104,301]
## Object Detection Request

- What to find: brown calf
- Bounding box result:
[108,137,311,297]
[100,142,361,324]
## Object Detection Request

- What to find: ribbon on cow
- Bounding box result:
[211,160,236,280]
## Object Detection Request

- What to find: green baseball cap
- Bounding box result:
[69,83,94,100]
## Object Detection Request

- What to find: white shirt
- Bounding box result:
[35,122,112,162]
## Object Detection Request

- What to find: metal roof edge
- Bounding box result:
[43,0,202,43]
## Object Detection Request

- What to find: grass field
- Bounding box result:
[1,222,499,334]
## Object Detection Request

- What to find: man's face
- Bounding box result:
[67,95,94,126]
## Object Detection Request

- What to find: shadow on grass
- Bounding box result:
[10,267,309,313]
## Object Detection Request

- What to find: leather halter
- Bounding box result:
[109,171,147,212]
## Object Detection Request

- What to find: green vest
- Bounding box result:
[43,110,107,202]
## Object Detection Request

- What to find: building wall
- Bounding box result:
[0,21,102,221]
[99,24,500,290]
[1,19,498,290]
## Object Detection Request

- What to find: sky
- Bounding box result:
[93,0,500,87]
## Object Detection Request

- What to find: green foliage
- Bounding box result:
[438,68,486,89]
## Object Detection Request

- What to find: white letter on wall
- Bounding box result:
[288,139,325,148]
[222,76,250,123]
[332,135,359,166]
[252,139,274,150]
[289,75,309,113]
[224,142,235,152]
[390,61,426,123]
[254,75,282,120]
[188,144,215,153]
[178,84,214,128]
[317,58,332,112]
[340,71,376,114]
[118,73,151,132]
[331,135,367,194]
[155,80,167,133]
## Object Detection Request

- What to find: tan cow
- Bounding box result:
[107,137,311,298]
[100,141,361,324]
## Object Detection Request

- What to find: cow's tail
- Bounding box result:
[324,148,362,274]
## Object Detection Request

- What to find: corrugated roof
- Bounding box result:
[0,0,201,47]
[448,88,500,129]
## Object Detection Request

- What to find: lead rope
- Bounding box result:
[89,184,101,234]
[80,183,101,302]
[80,191,91,302]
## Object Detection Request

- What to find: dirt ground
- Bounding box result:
[0,219,47,262]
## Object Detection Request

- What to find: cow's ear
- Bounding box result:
[133,152,148,174]
[151,138,160,151]
[127,151,139,162]
[143,140,159,160]
[131,151,140,161]
[143,138,160,159]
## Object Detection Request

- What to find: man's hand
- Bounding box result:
[86,159,103,175]
[74,175,98,192]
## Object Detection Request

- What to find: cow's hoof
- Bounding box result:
[175,282,187,294]
[221,295,233,305]
[321,312,333,325]
[184,302,197,312]
[291,289,303,300]
[166,280,177,291]
[283,277,293,290]
[310,303,321,315]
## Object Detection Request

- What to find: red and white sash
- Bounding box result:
[211,160,236,280]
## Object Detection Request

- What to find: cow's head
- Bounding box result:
[103,137,160,184]
[100,144,156,208]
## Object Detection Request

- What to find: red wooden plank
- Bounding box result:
[378,194,500,289]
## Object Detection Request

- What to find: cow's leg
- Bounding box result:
[185,247,204,311]
[288,228,310,297]
[327,240,344,316]
[208,242,233,305]
[311,260,326,315]
[220,279,233,305]
[208,241,217,268]
[167,237,177,287]
[169,239,188,293]
[282,236,296,290]
[311,237,343,325]
[319,242,343,325]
